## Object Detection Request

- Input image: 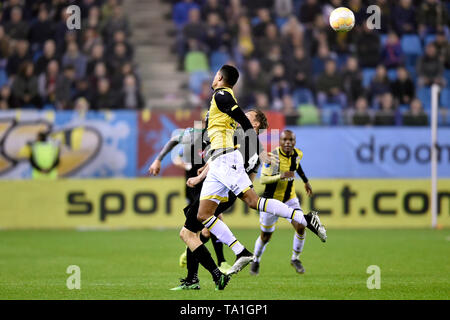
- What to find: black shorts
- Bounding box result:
[183,192,239,233]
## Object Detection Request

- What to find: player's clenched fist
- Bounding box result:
[148,159,161,176]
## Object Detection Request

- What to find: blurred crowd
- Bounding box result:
[0,0,144,112]
[169,0,450,126]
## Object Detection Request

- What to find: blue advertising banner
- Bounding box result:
[0,110,137,179]
[286,127,450,178]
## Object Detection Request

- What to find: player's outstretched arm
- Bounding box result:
[186,162,210,187]
[148,134,181,176]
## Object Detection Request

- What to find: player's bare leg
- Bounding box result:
[250,231,272,276]
[290,221,306,274]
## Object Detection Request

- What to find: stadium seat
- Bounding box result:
[312,57,325,75]
[210,51,229,73]
[380,34,388,46]
[401,35,422,66]
[320,103,342,125]
[387,68,397,81]
[440,88,449,108]
[292,88,314,105]
[362,68,376,88]
[298,104,320,125]
[424,34,436,46]
[276,17,288,29]
[445,69,450,87]
[398,104,410,113]
[184,51,209,73]
[189,71,211,94]
[0,69,8,88]
[417,87,432,110]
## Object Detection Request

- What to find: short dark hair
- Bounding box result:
[220,65,239,87]
[247,109,268,130]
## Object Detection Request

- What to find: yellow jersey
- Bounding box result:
[206,87,239,151]
[261,147,304,202]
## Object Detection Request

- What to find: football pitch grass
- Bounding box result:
[0,228,448,300]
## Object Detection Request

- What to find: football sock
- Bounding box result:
[257,197,307,227]
[202,216,244,255]
[191,244,221,282]
[253,236,268,263]
[186,247,199,281]
[211,233,226,265]
[291,231,305,260]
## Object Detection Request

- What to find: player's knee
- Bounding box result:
[261,232,272,243]
[245,196,259,209]
[201,228,210,238]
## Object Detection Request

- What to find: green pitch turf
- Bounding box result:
[0,229,448,300]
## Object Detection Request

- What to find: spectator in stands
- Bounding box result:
[120,74,144,109]
[433,30,450,69]
[355,23,380,68]
[201,0,226,21]
[352,96,372,126]
[104,5,131,40]
[92,77,117,109]
[107,42,129,75]
[29,5,54,50]
[311,43,337,76]
[204,12,225,53]
[236,16,255,58]
[342,56,364,105]
[391,67,415,105]
[0,26,10,60]
[261,45,283,72]
[392,0,417,35]
[417,43,446,87]
[89,62,109,91]
[253,91,271,111]
[35,40,58,76]
[111,61,137,92]
[62,41,87,81]
[183,7,205,44]
[298,0,322,28]
[11,61,41,108]
[74,97,90,113]
[374,92,396,126]
[73,78,93,103]
[38,59,59,106]
[281,94,299,125]
[348,0,367,28]
[4,6,29,40]
[369,64,391,106]
[316,59,347,108]
[402,98,428,126]
[83,5,101,33]
[7,39,31,76]
[375,0,392,34]
[241,59,270,107]
[289,47,312,87]
[256,23,282,59]
[102,0,120,24]
[252,8,273,38]
[86,43,105,76]
[55,65,76,110]
[82,27,102,56]
[417,0,449,37]
[172,0,200,30]
[381,32,404,69]
[0,85,14,110]
[270,63,290,110]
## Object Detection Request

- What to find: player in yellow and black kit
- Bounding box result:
[178,65,327,291]
[250,130,322,276]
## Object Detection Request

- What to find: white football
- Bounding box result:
[329,7,355,32]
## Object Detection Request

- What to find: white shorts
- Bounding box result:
[200,150,252,204]
[259,197,303,233]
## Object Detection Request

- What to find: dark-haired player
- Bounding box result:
[170,109,269,290]
[250,129,325,276]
